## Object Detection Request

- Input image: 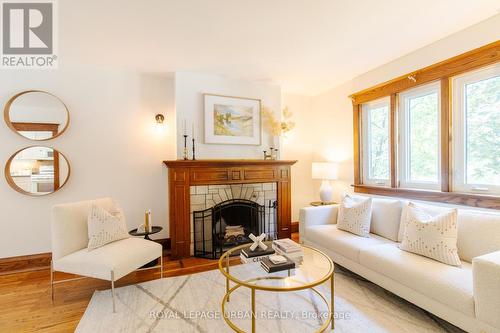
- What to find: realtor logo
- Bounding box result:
[1,0,57,68]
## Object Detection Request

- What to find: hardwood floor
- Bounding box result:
[0,233,299,333]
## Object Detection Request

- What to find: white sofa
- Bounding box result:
[299,195,500,333]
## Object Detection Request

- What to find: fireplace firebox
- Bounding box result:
[193,199,277,259]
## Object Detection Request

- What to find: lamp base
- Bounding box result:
[319,180,333,203]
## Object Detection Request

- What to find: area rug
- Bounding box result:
[76,266,463,333]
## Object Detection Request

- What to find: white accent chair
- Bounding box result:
[51,198,163,312]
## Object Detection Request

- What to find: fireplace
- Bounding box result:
[193,198,277,259]
[163,159,297,258]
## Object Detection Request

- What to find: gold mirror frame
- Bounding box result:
[4,146,71,196]
[3,90,70,141]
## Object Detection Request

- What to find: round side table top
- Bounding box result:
[129,226,162,237]
[310,201,337,206]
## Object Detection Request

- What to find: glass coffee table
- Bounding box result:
[218,244,334,332]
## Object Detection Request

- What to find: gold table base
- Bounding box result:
[221,274,334,333]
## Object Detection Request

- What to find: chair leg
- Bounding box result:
[160,255,163,279]
[50,261,54,303]
[111,271,116,313]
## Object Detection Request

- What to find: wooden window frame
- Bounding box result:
[350,40,500,210]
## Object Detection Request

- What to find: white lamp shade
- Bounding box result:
[312,162,338,180]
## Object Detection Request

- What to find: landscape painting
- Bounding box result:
[213,104,253,137]
[204,94,261,145]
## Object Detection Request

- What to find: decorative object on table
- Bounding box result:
[136,223,145,233]
[262,105,295,137]
[310,201,337,206]
[144,209,151,233]
[249,233,268,251]
[260,256,295,273]
[181,119,189,160]
[203,94,261,145]
[312,161,339,203]
[273,238,304,263]
[268,254,288,264]
[191,123,196,160]
[183,134,189,160]
[263,147,279,160]
[272,148,278,160]
[240,241,275,263]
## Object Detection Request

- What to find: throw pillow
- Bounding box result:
[399,202,461,266]
[87,203,129,250]
[337,194,372,237]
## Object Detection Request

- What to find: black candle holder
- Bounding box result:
[192,137,196,160]
[183,135,188,160]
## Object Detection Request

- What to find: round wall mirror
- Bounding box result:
[4,90,69,141]
[5,147,70,196]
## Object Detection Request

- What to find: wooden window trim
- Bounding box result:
[351,41,500,210]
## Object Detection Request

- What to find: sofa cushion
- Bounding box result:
[359,243,474,316]
[53,237,162,280]
[337,195,372,237]
[370,198,403,241]
[399,203,461,266]
[397,203,451,242]
[458,210,500,263]
[347,195,403,241]
[87,204,130,250]
[304,224,392,262]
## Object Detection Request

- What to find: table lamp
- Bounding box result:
[312,162,338,203]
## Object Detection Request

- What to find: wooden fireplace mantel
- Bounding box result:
[163,159,297,258]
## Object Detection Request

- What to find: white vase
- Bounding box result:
[319,180,333,202]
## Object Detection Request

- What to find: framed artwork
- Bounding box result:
[204,94,261,145]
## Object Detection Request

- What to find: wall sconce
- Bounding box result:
[155,114,165,134]
[155,114,165,124]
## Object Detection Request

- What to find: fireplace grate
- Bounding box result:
[193,199,277,259]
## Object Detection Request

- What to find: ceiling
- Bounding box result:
[59,0,500,95]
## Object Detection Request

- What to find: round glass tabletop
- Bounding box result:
[218,244,334,291]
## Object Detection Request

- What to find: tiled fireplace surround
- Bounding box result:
[163,159,296,258]
[189,183,277,255]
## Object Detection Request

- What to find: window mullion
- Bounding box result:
[390,94,397,188]
[440,77,451,192]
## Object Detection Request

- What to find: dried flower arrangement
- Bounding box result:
[262,106,295,137]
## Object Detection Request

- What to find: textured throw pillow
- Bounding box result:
[337,194,372,237]
[399,203,461,266]
[87,203,129,250]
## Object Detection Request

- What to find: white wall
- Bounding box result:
[175,72,281,159]
[280,93,314,221]
[284,14,500,219]
[0,66,175,258]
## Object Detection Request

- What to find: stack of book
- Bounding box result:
[260,255,295,273]
[272,238,304,263]
[240,242,275,264]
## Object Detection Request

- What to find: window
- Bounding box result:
[452,65,500,195]
[361,97,390,185]
[398,82,441,189]
[350,42,500,208]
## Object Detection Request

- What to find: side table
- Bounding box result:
[129,226,163,267]
[310,201,337,206]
